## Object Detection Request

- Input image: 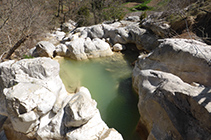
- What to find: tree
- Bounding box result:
[103,0,126,22]
[0,0,126,60]
[74,0,125,26]
[0,0,53,60]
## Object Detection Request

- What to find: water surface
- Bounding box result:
[59,52,140,140]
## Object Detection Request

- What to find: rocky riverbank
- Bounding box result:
[30,17,159,60]
[133,38,211,140]
[0,58,123,140]
[0,4,211,139]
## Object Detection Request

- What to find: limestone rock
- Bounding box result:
[136,38,211,86]
[103,24,159,51]
[99,128,124,140]
[43,19,160,60]
[124,16,140,22]
[113,43,126,52]
[62,19,77,32]
[103,24,129,45]
[127,25,159,51]
[132,69,211,140]
[141,14,170,38]
[55,43,70,57]
[0,58,69,139]
[87,24,104,39]
[92,38,113,57]
[3,83,56,133]
[32,41,55,58]
[3,119,32,140]
[0,58,62,116]
[36,109,66,140]
[64,88,97,127]
[53,31,66,41]
[64,38,113,60]
[84,37,97,54]
[0,58,123,140]
[65,87,123,140]
[132,38,211,140]
[61,20,158,55]
[69,33,80,41]
[65,38,87,60]
[66,110,108,140]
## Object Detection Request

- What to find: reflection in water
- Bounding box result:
[59,53,140,140]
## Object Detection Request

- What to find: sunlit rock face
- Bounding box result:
[31,41,56,58]
[132,39,211,140]
[0,58,123,140]
[50,18,159,60]
[64,37,113,60]
[30,16,160,61]
[134,39,211,87]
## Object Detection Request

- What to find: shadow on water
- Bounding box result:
[122,43,141,65]
[106,77,141,140]
[59,47,142,140]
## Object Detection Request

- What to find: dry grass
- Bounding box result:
[146,0,163,7]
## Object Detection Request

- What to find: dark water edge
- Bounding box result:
[59,51,141,140]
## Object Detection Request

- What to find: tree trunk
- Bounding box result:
[4,35,29,60]
[57,0,63,17]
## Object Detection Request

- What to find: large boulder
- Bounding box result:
[65,38,87,60]
[141,12,170,38]
[64,87,97,127]
[60,21,158,55]
[126,25,159,51]
[132,38,211,140]
[32,41,55,58]
[133,69,211,140]
[64,37,113,60]
[103,24,159,51]
[136,38,211,87]
[4,83,56,133]
[0,58,123,140]
[54,43,70,57]
[0,58,69,138]
[112,43,126,52]
[87,24,104,39]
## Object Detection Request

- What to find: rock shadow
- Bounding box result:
[193,87,211,113]
[121,43,140,66]
[105,77,141,140]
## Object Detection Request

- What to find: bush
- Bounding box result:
[129,0,153,11]
[73,0,126,26]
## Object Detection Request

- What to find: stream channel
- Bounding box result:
[59,50,141,140]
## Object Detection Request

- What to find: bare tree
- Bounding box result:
[0,0,53,61]
[0,0,126,60]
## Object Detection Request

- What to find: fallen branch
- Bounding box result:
[199,9,211,14]
[4,35,30,60]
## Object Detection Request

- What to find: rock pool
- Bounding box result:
[59,52,140,140]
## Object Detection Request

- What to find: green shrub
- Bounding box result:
[22,55,34,59]
[103,4,126,22]
[129,0,153,11]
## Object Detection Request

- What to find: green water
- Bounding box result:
[59,53,140,140]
